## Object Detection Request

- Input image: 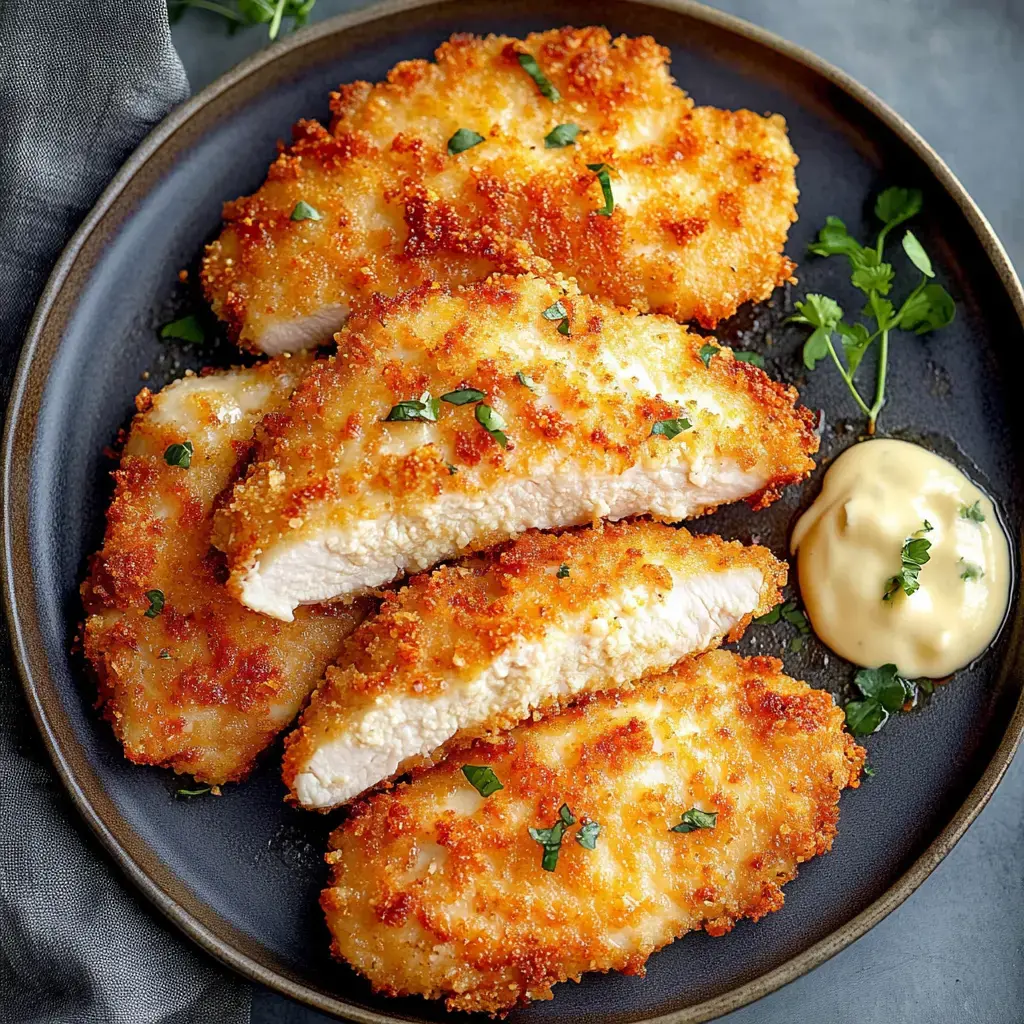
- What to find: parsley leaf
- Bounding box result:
[845,699,888,736]
[576,821,601,849]
[586,163,615,217]
[528,804,576,871]
[901,230,934,277]
[160,315,205,344]
[670,808,717,833]
[698,343,719,367]
[650,417,691,439]
[837,321,872,376]
[808,216,864,259]
[753,599,811,654]
[158,649,172,659]
[440,387,485,405]
[447,128,485,155]
[544,123,581,148]
[517,52,560,102]
[897,283,955,334]
[959,559,984,581]
[164,441,194,469]
[171,0,317,43]
[733,350,765,369]
[883,525,932,601]
[556,564,570,579]
[385,392,440,423]
[787,294,842,370]
[144,590,165,618]
[875,187,923,230]
[844,663,916,735]
[461,765,504,797]
[290,200,321,222]
[863,764,877,778]
[960,500,985,523]
[516,371,537,390]
[851,260,894,296]
[475,404,508,448]
[542,299,568,320]
[753,605,782,625]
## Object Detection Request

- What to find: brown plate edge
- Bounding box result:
[2,1,1023,1022]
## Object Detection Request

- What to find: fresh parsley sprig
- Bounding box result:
[789,188,955,432]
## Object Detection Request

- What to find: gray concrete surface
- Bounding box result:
[170,2,1024,1021]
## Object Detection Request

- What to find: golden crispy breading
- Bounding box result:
[201,27,798,354]
[322,650,864,1014]
[81,360,368,785]
[214,271,817,620]
[283,522,786,809]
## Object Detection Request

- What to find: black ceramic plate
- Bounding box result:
[4,1,1023,1021]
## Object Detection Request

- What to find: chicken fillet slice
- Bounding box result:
[81,360,367,785]
[283,521,785,809]
[201,27,798,354]
[215,271,817,620]
[322,649,864,1013]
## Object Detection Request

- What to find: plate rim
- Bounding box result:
[3,1,1023,1021]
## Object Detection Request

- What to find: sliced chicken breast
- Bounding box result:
[322,649,864,1013]
[81,360,368,785]
[283,522,785,809]
[215,271,817,620]
[201,27,798,354]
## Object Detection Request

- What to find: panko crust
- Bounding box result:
[81,359,368,785]
[201,27,798,352]
[322,650,864,1014]
[215,270,817,607]
[281,521,787,802]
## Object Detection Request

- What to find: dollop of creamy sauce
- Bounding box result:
[792,439,1011,679]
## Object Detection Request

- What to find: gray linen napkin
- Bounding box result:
[0,2,250,1021]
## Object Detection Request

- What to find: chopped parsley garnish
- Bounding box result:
[385,392,439,423]
[670,807,717,833]
[959,559,984,581]
[844,663,917,735]
[440,387,485,405]
[789,188,955,432]
[733,350,766,369]
[863,764,876,778]
[461,765,504,797]
[516,371,537,390]
[290,200,322,222]
[959,500,985,523]
[176,785,211,798]
[883,522,932,601]
[556,564,570,579]
[144,590,165,618]
[541,299,570,335]
[446,463,459,475]
[517,52,560,102]
[158,649,172,660]
[475,404,508,448]
[164,440,193,469]
[160,315,204,345]
[650,417,691,440]
[918,678,935,694]
[698,343,719,367]
[576,821,601,849]
[529,804,576,871]
[586,162,614,217]
[544,123,581,148]
[447,128,485,155]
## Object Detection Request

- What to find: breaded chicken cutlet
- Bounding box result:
[213,271,817,621]
[283,521,785,810]
[322,649,864,1014]
[201,27,799,355]
[81,360,367,785]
